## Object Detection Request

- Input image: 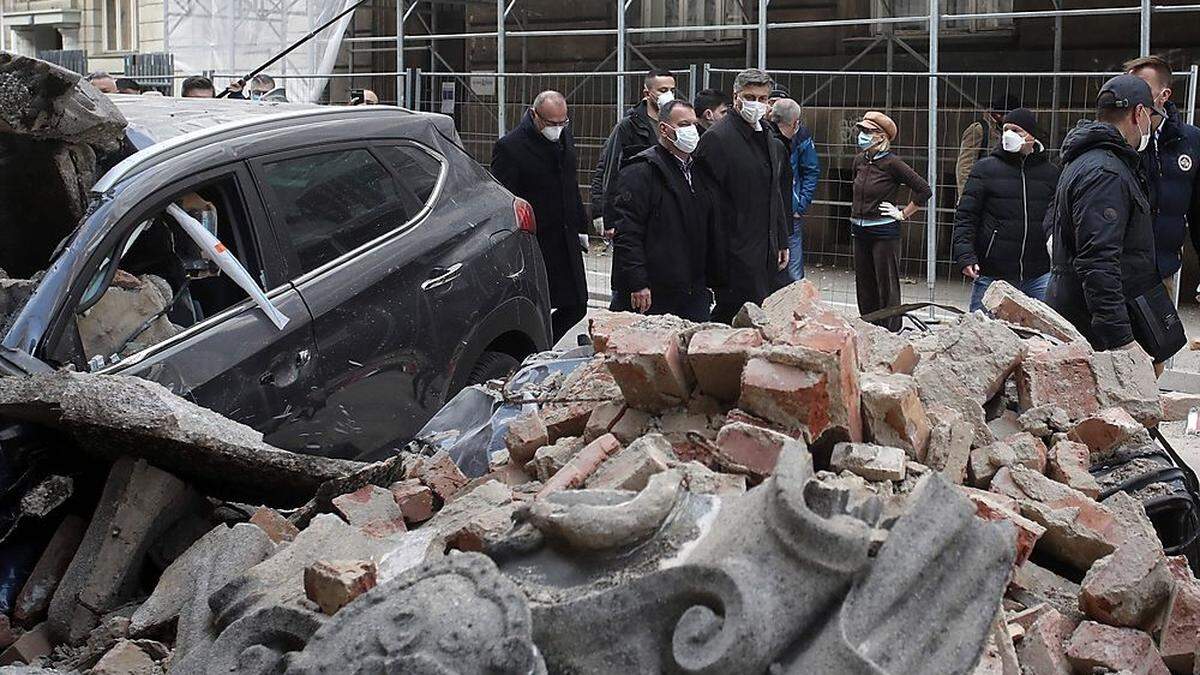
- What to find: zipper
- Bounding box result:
[984,229,998,259]
[1019,155,1028,281]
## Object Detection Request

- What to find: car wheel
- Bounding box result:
[466,350,520,385]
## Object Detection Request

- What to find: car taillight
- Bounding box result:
[513,198,536,234]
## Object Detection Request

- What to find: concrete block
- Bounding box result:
[586,433,672,491]
[830,442,906,482]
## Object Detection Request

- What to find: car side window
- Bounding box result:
[374,144,443,217]
[259,148,405,274]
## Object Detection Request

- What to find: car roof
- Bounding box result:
[95,96,459,193]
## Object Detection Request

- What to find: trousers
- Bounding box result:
[853,235,902,332]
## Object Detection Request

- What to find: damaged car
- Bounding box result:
[0,55,551,461]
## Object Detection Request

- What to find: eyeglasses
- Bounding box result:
[534,109,570,127]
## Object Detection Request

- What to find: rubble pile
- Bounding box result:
[0,279,1193,673]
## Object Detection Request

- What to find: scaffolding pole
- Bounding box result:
[1140,0,1151,55]
[616,0,627,124]
[926,0,939,318]
[497,0,506,135]
[397,0,406,106]
[758,0,769,70]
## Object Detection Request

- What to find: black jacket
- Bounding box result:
[1045,121,1161,351]
[491,110,588,308]
[693,113,790,310]
[591,101,659,227]
[1142,103,1200,279]
[611,145,724,309]
[952,145,1059,281]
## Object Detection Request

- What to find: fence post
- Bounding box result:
[1140,0,1151,55]
[617,0,627,125]
[688,64,698,100]
[757,0,769,70]
[396,0,405,106]
[926,0,939,317]
[497,0,507,136]
[415,68,423,110]
[703,63,711,90]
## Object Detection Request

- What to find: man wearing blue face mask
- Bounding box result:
[694,68,791,323]
[610,100,723,320]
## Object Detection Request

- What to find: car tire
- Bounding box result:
[466,351,520,385]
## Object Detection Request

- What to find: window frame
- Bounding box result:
[248,139,448,285]
[102,0,137,53]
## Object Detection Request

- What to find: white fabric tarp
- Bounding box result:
[166,0,356,103]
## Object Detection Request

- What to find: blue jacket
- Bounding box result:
[790,125,820,216]
[1142,103,1200,279]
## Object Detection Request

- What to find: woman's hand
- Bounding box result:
[879,202,905,221]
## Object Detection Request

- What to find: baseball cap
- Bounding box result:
[1097,74,1167,117]
[769,84,790,99]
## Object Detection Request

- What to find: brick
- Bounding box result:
[1064,621,1170,675]
[1080,541,1173,630]
[1067,407,1151,460]
[1016,343,1104,420]
[969,432,1047,488]
[962,487,1045,567]
[0,617,12,651]
[987,410,1023,441]
[1018,405,1072,438]
[1045,440,1100,498]
[924,405,973,484]
[605,328,693,411]
[389,480,434,524]
[990,465,1121,571]
[527,436,584,482]
[981,279,1089,344]
[331,485,407,538]
[425,481,515,552]
[249,506,299,544]
[713,421,794,480]
[1160,390,1200,423]
[1016,607,1076,675]
[913,312,1024,405]
[586,433,673,491]
[505,411,549,465]
[1100,491,1162,548]
[13,514,85,626]
[914,361,997,449]
[91,639,159,675]
[609,407,652,444]
[588,310,641,353]
[1157,557,1200,673]
[303,560,378,615]
[1008,562,1084,625]
[686,328,763,402]
[761,279,828,330]
[419,451,469,504]
[583,401,625,442]
[852,318,920,375]
[738,343,862,451]
[860,372,931,460]
[0,622,52,666]
[536,434,622,498]
[1091,349,1162,426]
[830,442,906,482]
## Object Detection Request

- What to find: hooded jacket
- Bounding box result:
[1141,102,1200,279]
[1045,120,1161,351]
[590,100,659,227]
[952,144,1060,281]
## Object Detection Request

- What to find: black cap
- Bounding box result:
[769,84,790,99]
[114,77,142,93]
[1003,108,1041,139]
[1097,74,1166,117]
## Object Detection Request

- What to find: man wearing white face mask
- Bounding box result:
[492,90,589,343]
[610,100,723,320]
[1046,75,1180,364]
[952,108,1060,311]
[694,68,791,323]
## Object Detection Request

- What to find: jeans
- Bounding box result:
[787,219,805,281]
[969,272,1051,312]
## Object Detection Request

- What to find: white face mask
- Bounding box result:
[541,124,564,142]
[654,90,675,109]
[1001,129,1026,153]
[669,124,700,154]
[1136,108,1152,152]
[739,99,767,126]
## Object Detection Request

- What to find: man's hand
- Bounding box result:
[225,79,245,94]
[578,234,590,252]
[962,264,980,279]
[603,228,615,240]
[631,288,652,313]
[778,249,790,271]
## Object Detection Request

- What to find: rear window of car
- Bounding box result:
[260,148,405,273]
[375,144,443,210]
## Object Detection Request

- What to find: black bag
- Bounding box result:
[1127,283,1187,363]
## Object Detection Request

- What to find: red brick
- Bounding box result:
[0,622,52,666]
[1067,407,1148,459]
[713,421,792,479]
[505,411,549,465]
[13,515,85,625]
[248,506,299,544]
[686,328,762,402]
[981,279,1089,344]
[588,310,642,353]
[536,433,621,498]
[1046,440,1100,498]
[1160,390,1200,423]
[1064,621,1169,675]
[1080,541,1173,630]
[609,407,652,444]
[962,487,1045,567]
[969,432,1047,488]
[332,485,407,539]
[853,318,920,375]
[388,480,434,524]
[859,372,931,460]
[587,434,673,491]
[605,328,693,411]
[421,451,469,504]
[925,405,973,485]
[583,401,626,442]
[738,344,862,450]
[1159,558,1200,673]
[1016,343,1103,420]
[1016,607,1076,675]
[303,560,378,615]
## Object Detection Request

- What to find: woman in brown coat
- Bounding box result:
[850,111,933,332]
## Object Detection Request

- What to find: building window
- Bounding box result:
[875,0,1013,33]
[637,0,743,44]
[103,0,136,52]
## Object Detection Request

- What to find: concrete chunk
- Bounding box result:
[981,280,1088,344]
[586,433,673,491]
[1159,557,1200,673]
[924,405,973,484]
[13,515,85,626]
[1045,440,1100,498]
[860,372,931,460]
[1079,541,1173,630]
[969,432,1047,488]
[303,560,378,616]
[830,442,906,482]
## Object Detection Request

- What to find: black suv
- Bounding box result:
[0,97,551,461]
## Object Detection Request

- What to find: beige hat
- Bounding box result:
[857,111,898,141]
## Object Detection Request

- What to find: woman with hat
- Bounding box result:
[851,111,932,332]
[952,108,1060,311]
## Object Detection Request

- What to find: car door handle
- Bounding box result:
[421,263,463,291]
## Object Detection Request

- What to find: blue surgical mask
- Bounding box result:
[857,131,875,150]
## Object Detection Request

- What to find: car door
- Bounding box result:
[251,141,455,461]
[43,164,322,452]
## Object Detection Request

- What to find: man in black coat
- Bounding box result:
[1046,75,1164,358]
[693,68,790,323]
[610,100,723,321]
[492,90,589,343]
[952,108,1060,311]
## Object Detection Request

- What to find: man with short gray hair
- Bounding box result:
[768,98,821,282]
[694,68,790,322]
[85,71,117,94]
